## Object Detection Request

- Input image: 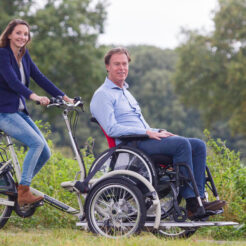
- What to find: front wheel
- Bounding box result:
[153,197,197,239]
[85,178,146,238]
[0,193,13,229]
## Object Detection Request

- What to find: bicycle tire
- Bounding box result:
[85,177,146,238]
[0,193,13,229]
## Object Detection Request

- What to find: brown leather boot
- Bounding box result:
[18,185,43,206]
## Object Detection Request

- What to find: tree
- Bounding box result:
[127,45,204,138]
[0,0,108,151]
[173,0,246,136]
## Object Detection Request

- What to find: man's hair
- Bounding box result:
[104,47,131,65]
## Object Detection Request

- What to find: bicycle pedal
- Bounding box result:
[19,200,44,209]
[32,200,44,207]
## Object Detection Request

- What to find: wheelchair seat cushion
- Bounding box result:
[150,154,173,166]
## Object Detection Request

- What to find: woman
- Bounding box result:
[0,19,73,206]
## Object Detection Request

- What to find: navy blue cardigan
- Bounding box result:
[0,45,64,113]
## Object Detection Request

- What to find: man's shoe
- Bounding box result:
[186,198,226,220]
[186,197,205,220]
[202,199,226,211]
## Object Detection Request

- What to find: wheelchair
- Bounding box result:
[80,117,232,238]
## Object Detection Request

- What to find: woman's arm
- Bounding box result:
[0,49,33,99]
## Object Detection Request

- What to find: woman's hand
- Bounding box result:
[30,93,50,105]
[146,130,175,140]
[63,95,74,104]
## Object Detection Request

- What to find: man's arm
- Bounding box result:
[90,90,147,137]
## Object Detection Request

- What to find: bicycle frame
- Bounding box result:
[0,99,161,227]
[0,98,239,236]
[0,107,87,220]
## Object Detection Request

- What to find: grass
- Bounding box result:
[0,228,245,246]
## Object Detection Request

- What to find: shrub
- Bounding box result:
[7,121,95,229]
[202,129,246,239]
[4,123,246,239]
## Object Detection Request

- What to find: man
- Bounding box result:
[90,47,225,219]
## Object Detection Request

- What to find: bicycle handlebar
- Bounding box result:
[46,96,84,110]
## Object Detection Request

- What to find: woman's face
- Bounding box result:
[8,24,29,49]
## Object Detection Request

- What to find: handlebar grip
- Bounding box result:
[74,96,81,103]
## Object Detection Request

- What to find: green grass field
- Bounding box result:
[0,228,245,246]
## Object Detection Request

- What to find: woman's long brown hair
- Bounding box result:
[0,19,31,62]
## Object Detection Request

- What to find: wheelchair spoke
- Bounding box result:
[86,179,146,238]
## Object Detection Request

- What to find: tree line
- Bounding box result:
[1,0,246,160]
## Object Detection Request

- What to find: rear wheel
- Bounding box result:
[0,193,13,229]
[85,178,146,238]
[89,147,157,186]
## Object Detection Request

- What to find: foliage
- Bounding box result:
[203,129,246,239]
[8,121,95,229]
[127,45,204,138]
[4,123,246,240]
[0,0,108,155]
[173,0,246,137]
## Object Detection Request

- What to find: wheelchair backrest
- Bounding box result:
[91,117,116,148]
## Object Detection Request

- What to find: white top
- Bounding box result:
[18,61,26,111]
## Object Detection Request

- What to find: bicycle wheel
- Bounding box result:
[89,147,157,186]
[0,193,13,229]
[85,178,146,238]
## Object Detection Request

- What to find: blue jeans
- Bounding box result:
[0,112,51,186]
[136,136,206,199]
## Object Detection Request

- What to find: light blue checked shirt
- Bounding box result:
[90,77,159,143]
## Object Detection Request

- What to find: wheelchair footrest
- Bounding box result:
[205,209,224,216]
[60,181,76,192]
[76,221,239,228]
[145,221,239,228]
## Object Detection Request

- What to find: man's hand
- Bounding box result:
[146,130,175,140]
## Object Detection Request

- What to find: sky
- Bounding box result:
[98,0,219,49]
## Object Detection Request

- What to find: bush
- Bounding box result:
[202,129,246,239]
[7,121,95,229]
[4,123,246,239]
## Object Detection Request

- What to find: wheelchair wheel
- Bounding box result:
[146,185,174,220]
[147,181,197,239]
[153,197,197,239]
[85,177,146,238]
[89,146,157,187]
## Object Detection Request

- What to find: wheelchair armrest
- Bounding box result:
[117,134,149,141]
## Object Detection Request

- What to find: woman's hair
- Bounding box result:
[0,19,31,59]
[104,47,131,65]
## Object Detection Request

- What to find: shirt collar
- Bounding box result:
[104,77,129,90]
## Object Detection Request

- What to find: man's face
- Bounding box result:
[106,53,129,87]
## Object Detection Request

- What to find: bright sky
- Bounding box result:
[98,0,219,49]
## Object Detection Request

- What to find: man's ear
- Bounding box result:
[105,64,110,73]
